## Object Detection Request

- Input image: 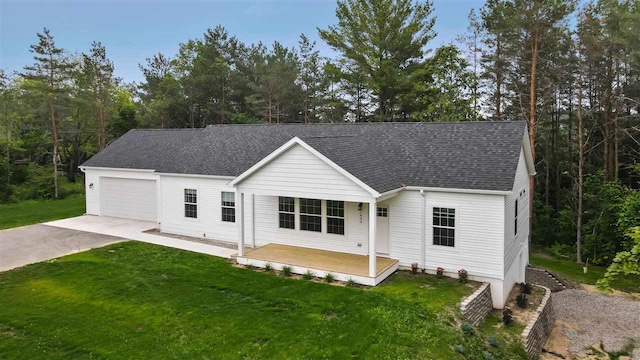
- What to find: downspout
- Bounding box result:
[420,189,426,271]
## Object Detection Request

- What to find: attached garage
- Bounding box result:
[100,177,157,221]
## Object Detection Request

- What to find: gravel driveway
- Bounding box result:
[552,289,640,356]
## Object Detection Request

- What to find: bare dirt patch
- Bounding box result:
[504,284,545,324]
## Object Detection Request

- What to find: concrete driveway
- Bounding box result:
[0,224,124,272]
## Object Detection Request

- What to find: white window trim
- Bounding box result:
[429,205,459,251]
[184,187,199,222]
[221,191,236,223]
[326,200,346,236]
[278,196,296,230]
[299,198,323,233]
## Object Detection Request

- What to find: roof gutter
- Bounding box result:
[79,166,156,173]
[376,186,404,201]
[404,186,511,196]
[157,173,235,180]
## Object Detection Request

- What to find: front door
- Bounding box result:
[376,206,390,254]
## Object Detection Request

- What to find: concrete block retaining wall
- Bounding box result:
[460,283,493,326]
[522,285,554,358]
[526,266,566,292]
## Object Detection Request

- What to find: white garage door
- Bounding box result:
[100,178,157,221]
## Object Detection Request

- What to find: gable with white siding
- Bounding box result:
[237,143,374,203]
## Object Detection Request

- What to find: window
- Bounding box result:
[377,207,388,217]
[433,207,455,247]
[221,192,235,222]
[514,199,518,236]
[300,198,321,232]
[279,197,295,229]
[184,189,197,218]
[327,200,345,235]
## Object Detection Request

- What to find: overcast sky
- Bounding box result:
[1,0,484,84]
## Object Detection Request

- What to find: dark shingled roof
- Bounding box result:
[81,121,528,193]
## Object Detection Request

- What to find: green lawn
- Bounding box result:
[530,255,640,293]
[0,194,85,230]
[0,242,528,359]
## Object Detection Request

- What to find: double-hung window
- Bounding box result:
[279,197,295,229]
[433,207,455,247]
[300,198,321,232]
[184,189,197,218]
[326,200,345,235]
[221,192,235,222]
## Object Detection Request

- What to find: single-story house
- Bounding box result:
[80,121,535,308]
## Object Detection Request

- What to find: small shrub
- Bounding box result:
[324,273,335,283]
[502,308,514,326]
[302,269,313,280]
[264,263,272,272]
[461,322,474,336]
[519,282,533,295]
[436,266,445,278]
[516,294,528,308]
[346,278,356,287]
[482,351,496,360]
[281,265,292,277]
[411,262,419,275]
[453,345,465,354]
[488,336,499,347]
[458,269,468,283]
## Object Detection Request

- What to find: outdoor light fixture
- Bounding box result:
[358,202,363,211]
[89,183,94,189]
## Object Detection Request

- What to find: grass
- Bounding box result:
[530,255,640,293]
[0,242,529,360]
[0,194,86,230]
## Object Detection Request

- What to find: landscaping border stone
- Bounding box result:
[522,285,554,358]
[460,282,492,326]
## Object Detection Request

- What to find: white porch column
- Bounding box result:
[368,199,377,277]
[237,191,245,256]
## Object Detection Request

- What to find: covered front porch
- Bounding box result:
[230,137,402,285]
[236,243,399,286]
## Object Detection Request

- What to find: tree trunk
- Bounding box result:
[495,37,502,121]
[49,53,59,199]
[304,83,309,124]
[267,92,272,124]
[528,28,539,248]
[576,59,584,264]
[221,80,225,124]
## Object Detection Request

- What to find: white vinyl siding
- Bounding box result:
[386,191,423,267]
[84,168,158,218]
[237,144,373,203]
[386,190,504,279]
[253,195,369,255]
[159,176,249,243]
[99,177,157,221]
[424,191,504,279]
[504,149,530,271]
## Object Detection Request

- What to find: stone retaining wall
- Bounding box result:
[526,266,566,292]
[460,283,492,326]
[522,285,555,358]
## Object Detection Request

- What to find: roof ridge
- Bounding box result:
[204,120,525,128]
[130,128,205,132]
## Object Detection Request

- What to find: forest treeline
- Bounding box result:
[0,0,639,267]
